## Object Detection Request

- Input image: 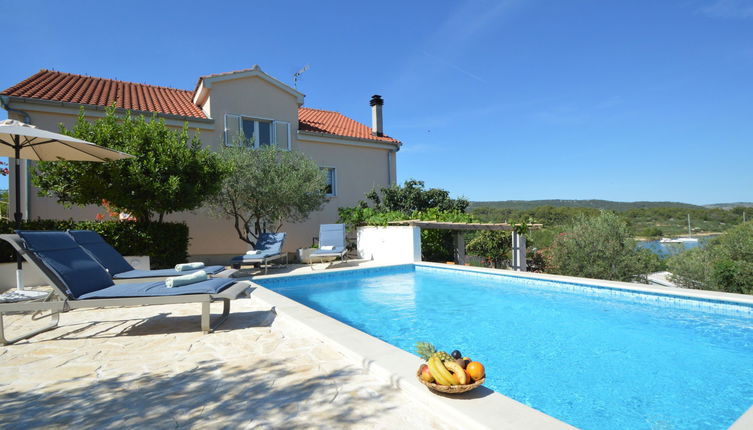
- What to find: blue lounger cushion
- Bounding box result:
[231,251,282,264]
[111,266,225,280]
[78,278,235,299]
[18,230,114,299]
[17,230,237,300]
[68,230,224,279]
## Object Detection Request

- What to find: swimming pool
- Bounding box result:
[255,264,753,429]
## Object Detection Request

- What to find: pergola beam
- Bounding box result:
[386,220,543,231]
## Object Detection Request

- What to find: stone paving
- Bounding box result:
[0,265,455,429]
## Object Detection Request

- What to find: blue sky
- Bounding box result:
[1,0,751,205]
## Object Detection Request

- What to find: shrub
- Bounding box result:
[668,222,753,294]
[546,211,662,283]
[0,219,189,269]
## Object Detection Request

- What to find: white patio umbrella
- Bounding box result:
[0,119,134,297]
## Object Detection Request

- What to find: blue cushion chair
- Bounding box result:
[67,230,228,281]
[0,231,252,345]
[230,232,287,274]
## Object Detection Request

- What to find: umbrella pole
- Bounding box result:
[14,146,23,292]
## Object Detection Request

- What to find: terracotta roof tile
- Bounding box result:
[298,107,400,144]
[2,70,400,144]
[1,70,207,119]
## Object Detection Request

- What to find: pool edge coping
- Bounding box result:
[252,262,753,428]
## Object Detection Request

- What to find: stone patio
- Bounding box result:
[0,267,455,429]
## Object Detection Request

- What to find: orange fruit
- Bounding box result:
[464,369,473,383]
[467,361,485,380]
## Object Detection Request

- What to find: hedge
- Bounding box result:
[0,219,189,269]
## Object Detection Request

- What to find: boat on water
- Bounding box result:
[659,214,699,243]
[660,237,699,243]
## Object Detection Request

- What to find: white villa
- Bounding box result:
[0,66,402,262]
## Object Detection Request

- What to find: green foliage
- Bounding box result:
[366,179,469,213]
[208,145,327,245]
[338,198,474,262]
[546,211,662,283]
[668,222,753,294]
[0,219,188,268]
[637,226,664,238]
[0,189,7,220]
[32,107,225,222]
[466,231,512,268]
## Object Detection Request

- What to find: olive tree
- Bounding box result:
[208,145,327,245]
[547,211,662,283]
[32,107,224,222]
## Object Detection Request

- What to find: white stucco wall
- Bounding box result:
[357,226,421,263]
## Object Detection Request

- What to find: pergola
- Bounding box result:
[386,220,543,270]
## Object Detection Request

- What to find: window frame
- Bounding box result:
[320,166,337,197]
[224,113,291,150]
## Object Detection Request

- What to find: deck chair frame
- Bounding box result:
[0,234,252,345]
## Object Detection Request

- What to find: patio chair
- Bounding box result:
[0,231,252,345]
[230,232,287,274]
[67,230,232,282]
[310,224,348,266]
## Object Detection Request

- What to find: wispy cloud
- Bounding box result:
[699,0,753,19]
[390,0,521,88]
[421,51,488,84]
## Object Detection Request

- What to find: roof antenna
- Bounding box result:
[293,65,310,89]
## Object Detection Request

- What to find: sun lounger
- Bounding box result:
[230,232,287,274]
[68,230,231,282]
[0,231,252,345]
[310,224,348,266]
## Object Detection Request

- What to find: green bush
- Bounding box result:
[0,219,189,269]
[466,231,512,268]
[668,222,753,294]
[546,211,662,283]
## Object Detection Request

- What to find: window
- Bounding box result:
[224,114,290,150]
[321,167,336,197]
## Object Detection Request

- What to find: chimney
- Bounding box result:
[370,94,384,137]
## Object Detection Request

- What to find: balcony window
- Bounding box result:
[225,114,290,150]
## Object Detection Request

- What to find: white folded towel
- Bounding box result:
[320,245,335,250]
[175,262,205,271]
[245,250,261,255]
[165,270,208,288]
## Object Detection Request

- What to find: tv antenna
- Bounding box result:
[293,64,310,88]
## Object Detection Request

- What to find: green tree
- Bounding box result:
[208,145,327,245]
[32,107,224,222]
[547,211,662,283]
[466,231,512,268]
[668,222,753,294]
[366,179,469,213]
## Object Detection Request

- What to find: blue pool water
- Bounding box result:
[256,265,753,429]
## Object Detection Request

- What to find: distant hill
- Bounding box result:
[704,202,753,209]
[470,199,705,211]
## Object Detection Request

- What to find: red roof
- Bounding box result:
[1,69,400,144]
[298,107,399,143]
[1,70,207,119]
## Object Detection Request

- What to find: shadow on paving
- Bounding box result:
[9,308,277,344]
[0,357,402,429]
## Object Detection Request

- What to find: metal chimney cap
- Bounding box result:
[369,95,384,106]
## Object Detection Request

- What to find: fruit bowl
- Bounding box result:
[416,368,485,394]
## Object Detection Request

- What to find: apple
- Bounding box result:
[419,364,434,383]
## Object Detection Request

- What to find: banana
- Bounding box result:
[443,360,468,385]
[430,356,457,385]
[427,357,451,385]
